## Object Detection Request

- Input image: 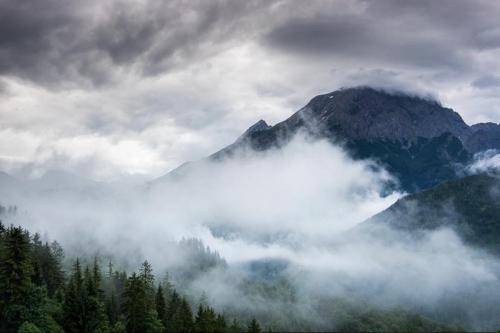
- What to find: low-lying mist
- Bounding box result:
[2,136,500,330]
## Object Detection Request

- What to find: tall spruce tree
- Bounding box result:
[247,318,261,333]
[123,272,163,333]
[62,259,85,333]
[165,290,180,332]
[0,226,34,332]
[85,262,109,333]
[171,297,194,333]
[214,313,227,333]
[155,284,167,328]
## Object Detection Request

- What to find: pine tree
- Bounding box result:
[106,289,119,326]
[139,261,155,305]
[161,272,174,302]
[195,304,207,333]
[85,262,109,333]
[30,234,65,297]
[155,284,167,328]
[166,290,181,331]
[247,318,261,333]
[215,314,227,333]
[0,226,34,331]
[171,297,194,333]
[92,257,104,300]
[123,272,163,333]
[62,259,85,333]
[123,273,146,333]
[0,226,33,303]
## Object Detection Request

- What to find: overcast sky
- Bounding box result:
[1,0,500,180]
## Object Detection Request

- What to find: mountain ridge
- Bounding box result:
[160,87,500,192]
[361,173,500,254]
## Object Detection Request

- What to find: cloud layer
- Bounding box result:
[1,0,500,180]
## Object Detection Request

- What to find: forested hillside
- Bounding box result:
[0,220,260,333]
[0,220,462,333]
[365,173,500,254]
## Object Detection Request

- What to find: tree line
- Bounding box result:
[0,222,261,333]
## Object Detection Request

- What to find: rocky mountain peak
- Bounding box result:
[297,87,470,143]
[235,119,271,143]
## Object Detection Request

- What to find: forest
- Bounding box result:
[0,218,466,333]
[0,221,262,333]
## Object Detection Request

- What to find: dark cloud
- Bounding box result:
[0,0,276,87]
[263,0,500,73]
[2,0,500,89]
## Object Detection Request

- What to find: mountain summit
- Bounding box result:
[165,87,500,192]
[215,87,499,154]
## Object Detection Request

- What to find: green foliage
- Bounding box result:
[194,303,220,332]
[17,322,41,333]
[1,226,33,304]
[62,259,109,333]
[0,226,63,333]
[155,284,167,328]
[30,235,64,297]
[0,226,34,332]
[122,271,163,333]
[172,297,194,333]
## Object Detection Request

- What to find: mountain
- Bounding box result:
[466,122,500,153]
[161,87,500,192]
[363,173,500,254]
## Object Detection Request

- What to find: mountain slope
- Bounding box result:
[364,173,500,254]
[161,87,499,192]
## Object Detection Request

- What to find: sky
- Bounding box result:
[2,0,500,181]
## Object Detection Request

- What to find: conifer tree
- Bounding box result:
[155,284,167,328]
[215,313,227,333]
[62,259,85,333]
[195,304,207,333]
[0,226,34,331]
[123,273,146,333]
[139,261,155,304]
[85,262,109,333]
[166,290,181,331]
[123,272,163,333]
[106,289,119,326]
[0,226,33,303]
[247,318,261,333]
[171,297,194,333]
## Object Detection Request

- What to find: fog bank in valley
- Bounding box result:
[2,136,500,329]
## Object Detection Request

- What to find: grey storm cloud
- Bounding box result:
[2,0,500,180]
[1,0,500,88]
[0,0,277,87]
[263,0,500,73]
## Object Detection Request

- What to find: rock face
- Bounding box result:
[291,87,470,142]
[163,87,500,192]
[215,87,498,154]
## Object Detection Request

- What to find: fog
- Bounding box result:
[2,135,500,329]
[467,149,500,174]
